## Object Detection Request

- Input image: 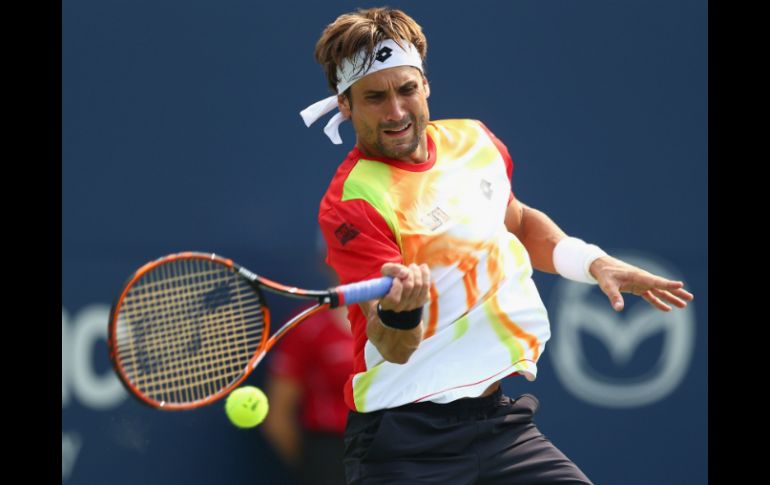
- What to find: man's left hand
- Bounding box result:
[589,256,694,312]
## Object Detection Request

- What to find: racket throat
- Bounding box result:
[327,291,341,308]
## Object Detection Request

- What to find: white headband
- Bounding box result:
[300,39,424,144]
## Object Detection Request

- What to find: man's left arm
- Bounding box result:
[504,197,694,312]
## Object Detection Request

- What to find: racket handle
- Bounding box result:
[334,276,394,307]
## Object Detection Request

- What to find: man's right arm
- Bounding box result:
[319,197,430,364]
[359,262,430,364]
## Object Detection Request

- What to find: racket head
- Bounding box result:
[108,252,271,410]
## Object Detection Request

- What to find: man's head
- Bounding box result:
[314,8,431,162]
[314,8,428,96]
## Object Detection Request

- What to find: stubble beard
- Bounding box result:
[374,113,427,160]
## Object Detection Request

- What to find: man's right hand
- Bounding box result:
[361,262,431,364]
[379,262,431,312]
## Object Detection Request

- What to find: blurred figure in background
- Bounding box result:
[262,234,353,485]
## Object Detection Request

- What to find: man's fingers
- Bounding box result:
[417,264,431,305]
[381,277,403,309]
[595,260,693,312]
[629,274,674,292]
[381,262,409,279]
[662,279,684,290]
[650,279,693,300]
[651,288,688,308]
[410,263,422,289]
[601,282,624,312]
[395,268,416,311]
[629,275,694,309]
[671,287,694,301]
[612,297,624,312]
[642,290,672,312]
[380,262,432,312]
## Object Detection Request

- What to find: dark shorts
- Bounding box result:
[298,430,347,485]
[343,389,592,484]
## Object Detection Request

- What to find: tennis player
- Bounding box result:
[301,7,694,484]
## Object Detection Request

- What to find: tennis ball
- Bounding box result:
[225,386,269,429]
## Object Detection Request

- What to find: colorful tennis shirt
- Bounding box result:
[318,119,550,413]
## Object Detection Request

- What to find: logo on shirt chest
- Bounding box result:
[419,206,450,231]
[480,179,493,200]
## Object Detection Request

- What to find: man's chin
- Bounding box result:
[382,146,417,160]
[379,134,419,159]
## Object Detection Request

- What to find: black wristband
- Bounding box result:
[376,304,423,330]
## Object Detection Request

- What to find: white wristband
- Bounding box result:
[553,237,608,284]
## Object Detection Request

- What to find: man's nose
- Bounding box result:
[383,95,406,121]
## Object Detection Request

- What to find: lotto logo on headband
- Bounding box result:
[337,39,423,94]
[300,39,424,144]
[375,46,393,62]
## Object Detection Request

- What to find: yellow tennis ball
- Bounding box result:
[225,386,269,429]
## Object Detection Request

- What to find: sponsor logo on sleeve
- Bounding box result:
[334,223,360,246]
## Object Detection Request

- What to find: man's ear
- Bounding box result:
[423,76,430,99]
[338,94,351,117]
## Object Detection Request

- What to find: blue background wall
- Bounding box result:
[62,0,707,483]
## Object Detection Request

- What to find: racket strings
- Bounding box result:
[119,262,261,403]
[114,258,265,405]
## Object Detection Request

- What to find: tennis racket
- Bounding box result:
[108,251,392,411]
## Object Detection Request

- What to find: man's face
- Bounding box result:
[341,66,430,163]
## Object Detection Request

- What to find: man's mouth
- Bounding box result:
[383,123,412,136]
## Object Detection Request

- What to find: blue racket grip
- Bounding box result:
[335,276,394,307]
